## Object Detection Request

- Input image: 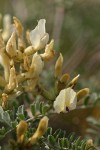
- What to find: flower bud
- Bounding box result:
[6,66,18,92]
[13,17,26,51]
[6,32,16,57]
[28,116,48,145]
[13,17,23,36]
[68,74,80,88]
[77,88,89,101]
[55,53,63,78]
[17,120,27,144]
[41,39,55,61]
[60,73,70,84]
[2,93,8,109]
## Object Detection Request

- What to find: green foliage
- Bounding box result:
[33,128,95,150]
[86,117,100,148]
[16,105,25,120]
[0,100,50,143]
[30,101,50,116]
[0,102,97,150]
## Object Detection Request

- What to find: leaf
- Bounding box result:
[73,137,81,148]
[0,106,12,127]
[42,105,49,115]
[58,138,65,148]
[69,133,75,142]
[45,128,89,150]
[31,101,50,117]
[17,105,24,114]
[48,135,56,145]
[31,103,36,116]
[64,138,69,148]
[39,102,43,114]
[3,111,12,127]
[16,105,25,120]
[39,103,49,115]
[46,127,52,136]
[0,127,6,140]
[53,129,62,139]
[81,140,87,150]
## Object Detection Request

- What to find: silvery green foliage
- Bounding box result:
[0,102,95,150]
[30,128,94,150]
[0,101,50,148]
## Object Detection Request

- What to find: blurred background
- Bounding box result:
[0,0,100,92]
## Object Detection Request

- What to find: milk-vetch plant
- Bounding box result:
[0,15,97,150]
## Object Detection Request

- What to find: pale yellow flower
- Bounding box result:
[30,52,44,77]
[30,19,49,50]
[53,87,77,113]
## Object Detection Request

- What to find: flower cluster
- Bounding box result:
[0,16,89,113]
[0,17,55,108]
